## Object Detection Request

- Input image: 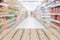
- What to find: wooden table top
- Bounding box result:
[0,28,60,40]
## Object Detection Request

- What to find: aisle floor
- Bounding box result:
[16,16,45,29]
[0,28,60,40]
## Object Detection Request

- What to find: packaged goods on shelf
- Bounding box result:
[0,17,6,23]
[55,6,60,13]
[7,0,19,14]
[0,4,8,15]
[57,15,60,21]
[51,15,56,20]
[0,16,15,29]
[49,6,60,21]
[8,7,17,14]
[14,15,19,24]
[50,6,60,13]
[8,0,15,8]
[0,21,9,29]
[0,0,21,30]
[40,0,60,27]
[0,16,15,23]
[0,0,3,2]
[6,16,15,20]
[51,15,58,20]
[0,19,15,28]
[50,7,55,13]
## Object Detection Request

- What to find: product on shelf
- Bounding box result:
[49,6,60,21]
[0,17,3,23]
[51,15,55,20]
[14,15,18,24]
[0,0,19,15]
[8,0,19,14]
[50,6,60,13]
[8,0,15,8]
[0,0,3,3]
[0,17,6,23]
[43,0,60,27]
[1,21,9,28]
[6,16,15,20]
[0,0,8,14]
[57,15,60,21]
[0,0,20,30]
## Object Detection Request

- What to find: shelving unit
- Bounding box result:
[47,0,60,27]
[0,0,28,31]
[34,0,60,28]
[0,0,18,30]
[50,19,60,24]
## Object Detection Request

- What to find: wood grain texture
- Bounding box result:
[21,29,30,40]
[31,29,39,40]
[0,29,59,40]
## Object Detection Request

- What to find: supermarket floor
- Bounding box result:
[16,16,45,29]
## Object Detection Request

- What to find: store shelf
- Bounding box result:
[50,19,60,24]
[0,21,15,32]
[0,14,16,17]
[36,13,60,16]
[45,3,60,8]
[36,17,59,29]
[0,18,15,25]
[42,1,54,8]
[0,3,8,6]
[51,14,60,15]
[11,19,22,29]
[0,0,27,33]
[41,16,51,18]
[41,18,60,29]
[0,12,20,17]
[41,0,60,9]
[50,3,60,8]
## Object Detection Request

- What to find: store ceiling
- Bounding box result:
[18,0,44,11]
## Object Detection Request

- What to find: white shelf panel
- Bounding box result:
[0,14,15,17]
[50,19,60,24]
[51,3,60,8]
[0,21,15,32]
[0,3,8,6]
[44,1,60,8]
[41,16,51,17]
[0,11,20,17]
[46,3,60,8]
[39,18,60,29]
[37,13,60,15]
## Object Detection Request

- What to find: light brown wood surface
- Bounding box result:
[0,28,60,40]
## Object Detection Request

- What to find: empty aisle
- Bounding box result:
[16,16,45,29]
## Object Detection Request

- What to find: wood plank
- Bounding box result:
[31,29,39,40]
[37,29,49,40]
[43,29,58,40]
[21,29,30,40]
[49,28,60,40]
[48,27,59,33]
[0,29,10,40]
[0,29,59,40]
[11,29,24,40]
[2,29,18,40]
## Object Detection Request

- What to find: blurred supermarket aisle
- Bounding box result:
[16,16,45,29]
